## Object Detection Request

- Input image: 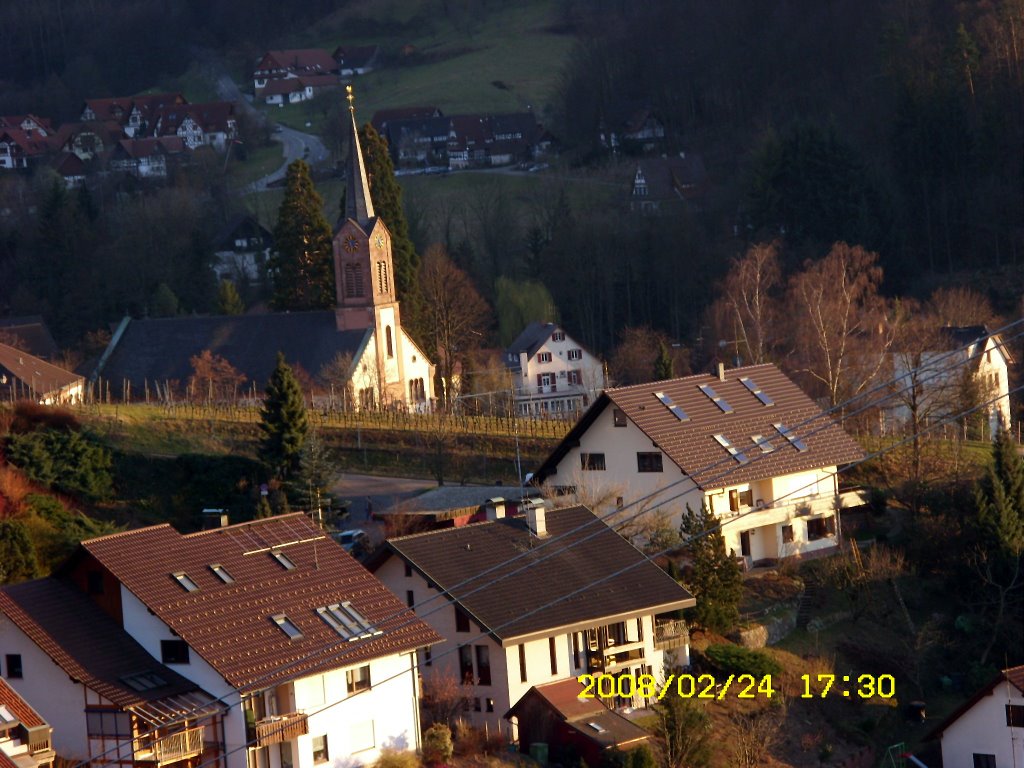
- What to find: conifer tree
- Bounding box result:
[678,503,743,633]
[354,123,425,338]
[0,520,40,584]
[258,352,310,479]
[270,160,334,310]
[654,342,674,380]
[217,279,245,315]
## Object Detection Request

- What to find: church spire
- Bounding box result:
[345,85,375,225]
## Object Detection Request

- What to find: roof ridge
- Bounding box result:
[181,511,310,538]
[605,363,774,394]
[85,523,174,544]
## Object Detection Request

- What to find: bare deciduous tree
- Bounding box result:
[712,241,782,365]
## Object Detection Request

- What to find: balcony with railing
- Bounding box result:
[719,491,842,528]
[584,622,648,673]
[134,726,205,766]
[254,713,308,747]
[653,619,689,651]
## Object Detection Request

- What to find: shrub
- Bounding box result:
[6,429,113,501]
[422,723,453,766]
[8,401,81,434]
[374,748,420,768]
[704,644,782,678]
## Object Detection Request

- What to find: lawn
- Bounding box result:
[225,143,285,188]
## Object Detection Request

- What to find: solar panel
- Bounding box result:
[698,384,733,413]
[774,423,808,451]
[739,376,774,406]
[713,433,749,464]
[654,391,689,421]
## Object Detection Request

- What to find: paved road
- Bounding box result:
[213,70,331,190]
[329,472,436,520]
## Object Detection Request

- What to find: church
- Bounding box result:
[91,93,435,410]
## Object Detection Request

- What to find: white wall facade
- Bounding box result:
[941,683,1024,768]
[511,329,605,418]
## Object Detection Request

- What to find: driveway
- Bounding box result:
[330,472,435,521]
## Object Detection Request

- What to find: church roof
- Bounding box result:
[93,312,369,390]
[344,90,375,227]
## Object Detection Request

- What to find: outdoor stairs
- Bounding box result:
[796,573,823,629]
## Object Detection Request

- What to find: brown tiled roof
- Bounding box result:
[534,363,864,490]
[153,102,235,135]
[80,514,440,692]
[0,579,205,709]
[0,678,46,728]
[0,342,82,396]
[385,506,695,644]
[257,49,338,74]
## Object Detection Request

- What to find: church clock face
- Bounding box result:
[342,235,359,253]
[374,234,385,249]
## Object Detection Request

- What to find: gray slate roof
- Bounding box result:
[386,505,695,644]
[94,312,369,389]
[504,322,558,369]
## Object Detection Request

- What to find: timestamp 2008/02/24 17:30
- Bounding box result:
[577,673,896,701]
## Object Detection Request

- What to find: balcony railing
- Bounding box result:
[25,727,51,755]
[654,619,689,651]
[255,713,308,746]
[134,726,205,766]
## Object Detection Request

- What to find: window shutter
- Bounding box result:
[537,373,543,387]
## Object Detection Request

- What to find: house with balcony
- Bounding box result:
[504,323,606,418]
[1,514,440,768]
[372,503,695,736]
[532,363,865,566]
[0,678,54,768]
[0,578,224,768]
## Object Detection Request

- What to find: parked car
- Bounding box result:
[332,529,369,556]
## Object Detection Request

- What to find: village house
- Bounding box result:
[81,94,187,137]
[373,503,694,737]
[627,152,707,215]
[152,103,237,151]
[0,317,58,361]
[0,678,54,768]
[333,45,379,76]
[0,578,227,768]
[260,75,340,106]
[887,325,1013,438]
[600,105,666,153]
[929,664,1024,768]
[0,343,83,404]
[212,215,274,285]
[0,116,53,170]
[378,111,541,169]
[532,363,865,566]
[253,50,339,94]
[91,95,435,411]
[105,137,185,179]
[1,514,441,768]
[504,322,606,418]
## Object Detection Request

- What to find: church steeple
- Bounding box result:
[345,85,375,226]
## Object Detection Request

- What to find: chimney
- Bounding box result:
[526,501,548,538]
[484,498,506,521]
[201,508,229,529]
[717,362,726,382]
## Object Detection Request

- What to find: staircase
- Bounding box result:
[796,573,823,629]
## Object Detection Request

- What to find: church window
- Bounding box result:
[376,261,389,294]
[386,326,394,358]
[345,263,364,298]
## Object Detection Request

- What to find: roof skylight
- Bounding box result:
[271,613,303,640]
[209,564,234,584]
[739,376,774,406]
[751,434,775,453]
[698,384,733,414]
[270,550,296,570]
[654,391,689,421]
[172,572,199,592]
[317,601,381,641]
[121,671,168,692]
[774,423,808,452]
[713,434,749,464]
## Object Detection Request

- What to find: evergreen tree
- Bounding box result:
[654,341,674,380]
[0,520,40,584]
[217,279,245,315]
[270,160,334,310]
[258,352,310,479]
[678,504,743,633]
[355,123,425,338]
[970,429,1024,663]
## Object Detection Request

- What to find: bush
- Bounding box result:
[423,723,453,766]
[704,644,782,678]
[8,401,81,434]
[6,429,113,501]
[374,749,420,768]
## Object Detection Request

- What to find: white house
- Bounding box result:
[373,503,695,737]
[930,664,1024,768]
[0,513,441,768]
[504,323,606,418]
[532,363,866,567]
[0,678,54,768]
[888,326,1013,438]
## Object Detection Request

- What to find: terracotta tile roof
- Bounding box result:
[154,102,236,135]
[534,363,864,490]
[257,49,337,74]
[80,514,441,692]
[514,677,605,720]
[0,678,46,728]
[0,342,82,396]
[385,506,695,644]
[0,579,205,709]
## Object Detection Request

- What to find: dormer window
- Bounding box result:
[172,572,199,592]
